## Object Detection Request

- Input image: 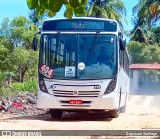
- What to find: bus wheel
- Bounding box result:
[120,105,126,113]
[49,109,63,119]
[110,89,121,118]
[109,109,120,118]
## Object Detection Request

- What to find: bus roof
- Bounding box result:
[43,17,118,23]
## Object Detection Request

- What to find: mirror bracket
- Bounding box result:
[32,36,38,51]
[119,33,126,51]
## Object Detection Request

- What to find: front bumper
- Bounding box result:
[37,90,119,110]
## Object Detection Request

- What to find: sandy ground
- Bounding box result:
[0,92,160,139]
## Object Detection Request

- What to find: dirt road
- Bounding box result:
[0,92,160,138]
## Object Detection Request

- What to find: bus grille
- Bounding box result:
[52,90,100,97]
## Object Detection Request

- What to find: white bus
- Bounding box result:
[33,17,130,118]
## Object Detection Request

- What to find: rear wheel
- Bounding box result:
[110,90,121,118]
[49,109,63,119]
[121,92,128,113]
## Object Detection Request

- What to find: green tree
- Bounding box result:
[130,24,156,44]
[0,16,39,83]
[85,0,126,27]
[152,26,160,45]
[10,16,38,49]
[127,41,160,64]
[0,18,14,51]
[10,47,38,82]
[0,45,14,88]
[28,9,47,27]
[26,0,88,19]
[130,0,160,44]
[0,16,38,50]
[0,45,10,71]
[133,0,160,27]
[129,17,159,45]
[127,41,145,63]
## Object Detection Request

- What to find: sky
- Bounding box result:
[0,0,138,32]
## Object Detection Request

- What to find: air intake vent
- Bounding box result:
[53,90,100,97]
[50,84,101,97]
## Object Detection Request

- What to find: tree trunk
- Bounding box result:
[21,67,28,83]
[19,67,22,83]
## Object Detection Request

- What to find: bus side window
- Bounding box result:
[120,50,129,75]
[124,51,129,75]
[119,50,123,68]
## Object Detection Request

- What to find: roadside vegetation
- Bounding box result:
[0,16,39,98]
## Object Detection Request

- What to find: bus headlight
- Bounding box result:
[104,77,117,94]
[39,77,48,93]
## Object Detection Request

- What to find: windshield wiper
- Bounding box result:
[87,31,100,64]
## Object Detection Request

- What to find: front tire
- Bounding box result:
[49,109,63,119]
[109,109,120,118]
[120,105,126,113]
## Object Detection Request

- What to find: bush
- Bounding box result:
[11,79,38,93]
[0,79,38,98]
[0,87,13,98]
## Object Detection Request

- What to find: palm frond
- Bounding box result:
[85,0,126,28]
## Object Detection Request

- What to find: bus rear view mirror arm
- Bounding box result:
[32,36,38,51]
[32,30,41,51]
[120,38,126,51]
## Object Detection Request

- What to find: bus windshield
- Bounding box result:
[39,34,117,79]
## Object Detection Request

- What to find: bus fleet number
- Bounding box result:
[39,64,54,78]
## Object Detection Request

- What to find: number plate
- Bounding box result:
[69,100,82,104]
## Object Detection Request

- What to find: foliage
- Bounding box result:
[130,25,156,44]
[0,45,10,71]
[0,45,38,83]
[130,0,160,44]
[127,41,160,64]
[133,0,160,27]
[0,79,38,98]
[26,0,88,19]
[0,16,39,83]
[28,9,47,27]
[0,16,39,97]
[0,18,11,37]
[85,0,126,28]
[0,71,15,96]
[0,16,38,49]
[11,79,38,93]
[129,16,160,45]
[0,71,5,87]
[10,47,38,82]
[152,26,160,45]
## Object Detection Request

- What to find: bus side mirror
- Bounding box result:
[120,38,126,51]
[32,36,38,51]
